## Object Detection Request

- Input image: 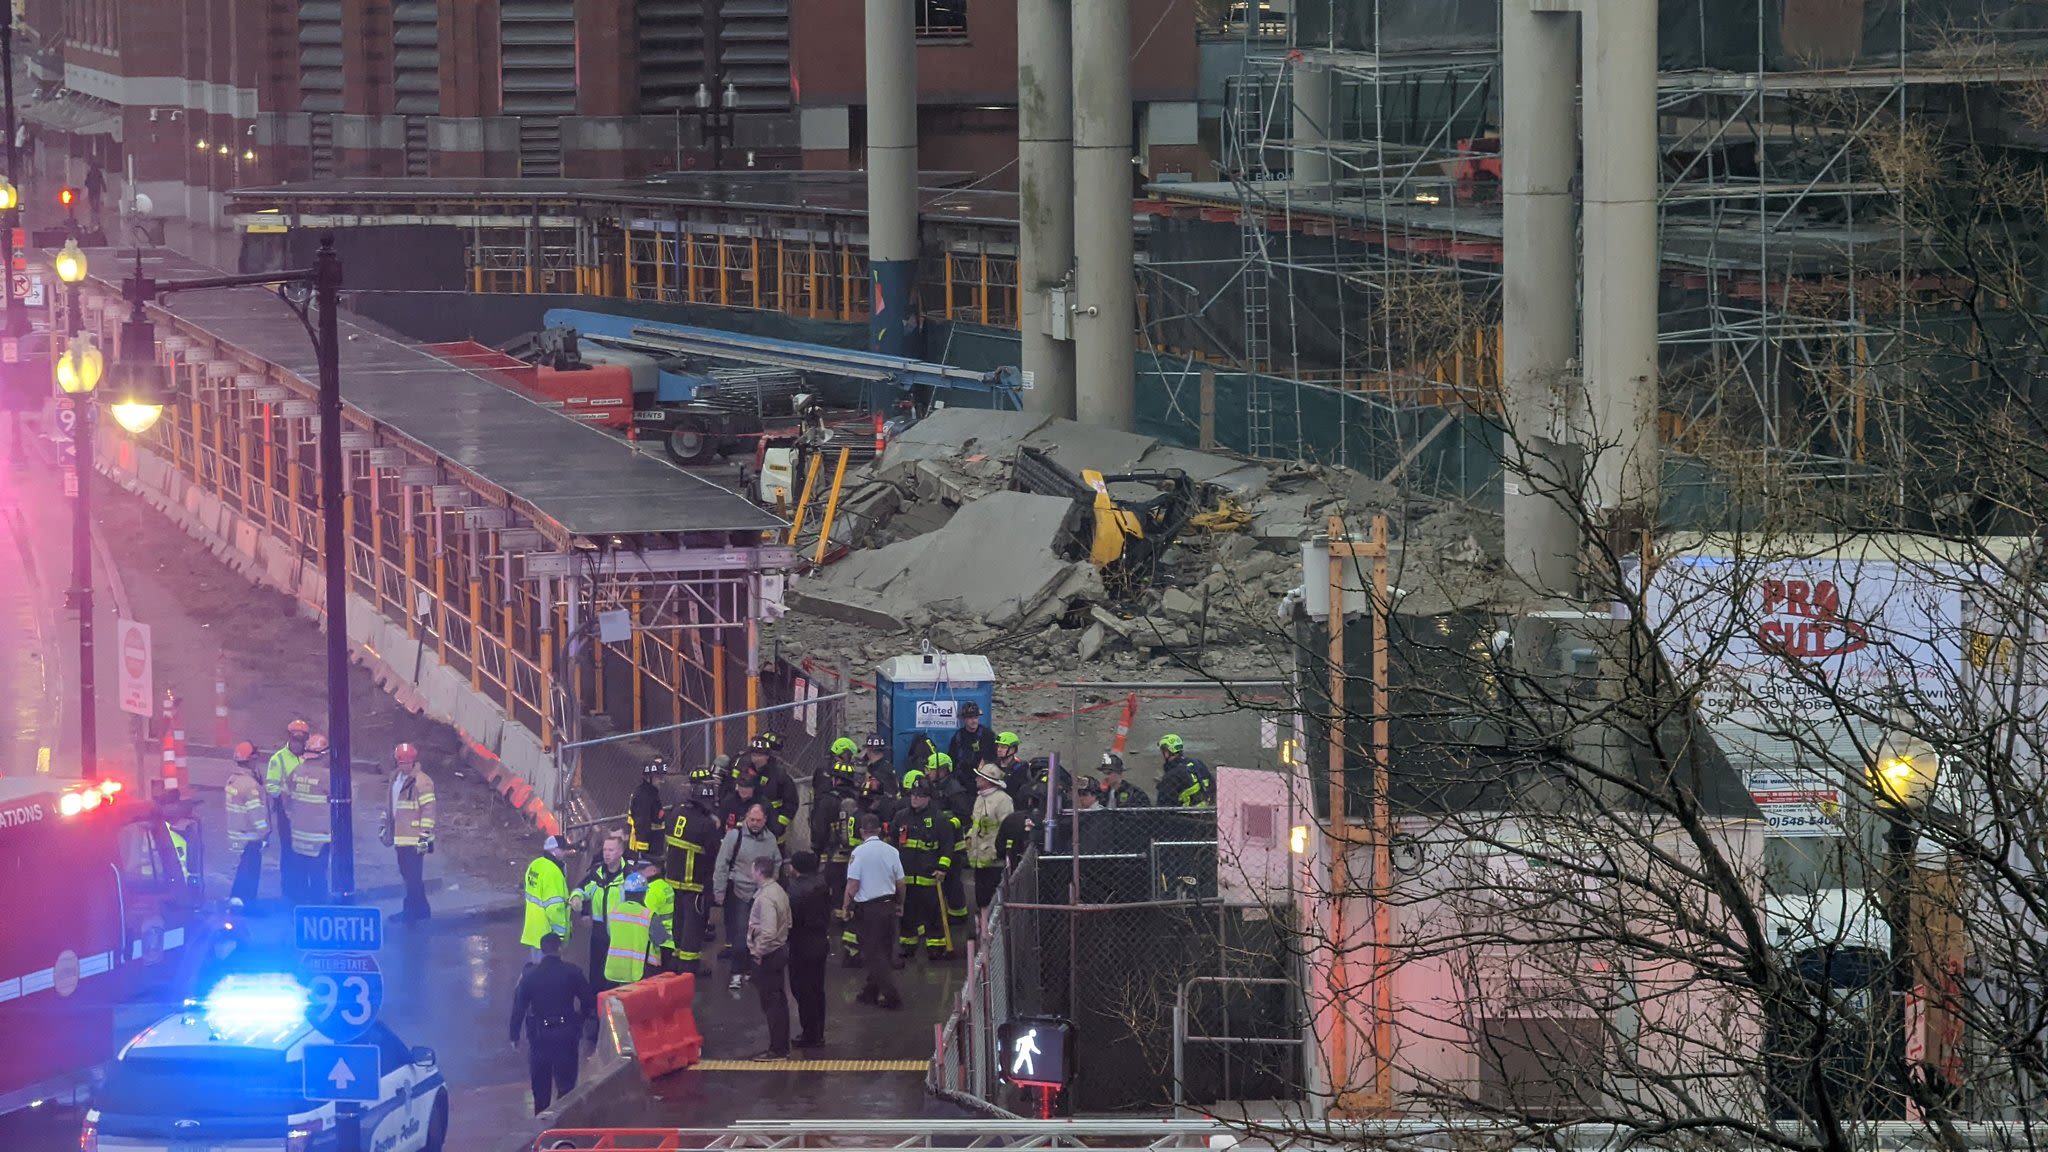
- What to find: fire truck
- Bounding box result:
[0,776,203,1115]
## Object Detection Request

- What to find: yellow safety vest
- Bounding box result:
[644,878,675,960]
[579,866,626,925]
[604,899,653,984]
[168,828,190,882]
[521,856,571,948]
[265,747,302,799]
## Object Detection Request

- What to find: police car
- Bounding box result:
[79,977,449,1152]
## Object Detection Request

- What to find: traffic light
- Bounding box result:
[58,186,77,216]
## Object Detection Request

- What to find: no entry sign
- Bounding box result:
[116,619,153,718]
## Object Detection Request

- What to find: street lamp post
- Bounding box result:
[1868,733,1941,1111]
[53,240,99,779]
[116,237,353,898]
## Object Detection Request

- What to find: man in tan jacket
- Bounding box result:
[224,741,270,906]
[385,742,438,921]
[746,855,792,1060]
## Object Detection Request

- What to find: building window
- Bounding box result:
[915,0,967,38]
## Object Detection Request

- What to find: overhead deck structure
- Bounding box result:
[68,246,791,820]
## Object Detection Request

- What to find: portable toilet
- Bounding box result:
[875,649,997,769]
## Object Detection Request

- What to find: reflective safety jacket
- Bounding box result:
[521,855,572,948]
[390,771,438,848]
[577,862,627,926]
[224,771,270,849]
[603,897,654,984]
[967,786,1014,869]
[663,806,723,893]
[628,779,663,855]
[1158,755,1216,808]
[284,757,332,853]
[168,827,190,881]
[644,877,676,959]
[895,805,955,882]
[264,747,302,800]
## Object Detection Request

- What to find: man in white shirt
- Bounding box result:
[840,812,906,1009]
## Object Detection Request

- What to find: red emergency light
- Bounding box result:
[58,778,121,817]
[57,186,77,208]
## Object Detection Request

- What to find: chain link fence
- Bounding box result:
[933,808,1308,1115]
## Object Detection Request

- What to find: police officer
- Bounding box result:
[265,719,310,883]
[386,742,438,921]
[859,732,897,790]
[1098,753,1149,809]
[1156,734,1216,807]
[573,832,628,994]
[521,835,573,959]
[894,781,956,961]
[224,741,270,906]
[638,858,678,974]
[663,769,725,975]
[509,933,594,1114]
[604,872,668,985]
[744,734,800,844]
[946,702,998,793]
[284,734,332,903]
[628,758,668,857]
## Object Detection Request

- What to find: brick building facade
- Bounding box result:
[21,1,1202,260]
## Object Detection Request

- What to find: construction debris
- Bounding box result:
[769,408,1505,723]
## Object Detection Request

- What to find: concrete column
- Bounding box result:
[1500,0,1581,597]
[1580,0,1660,528]
[1071,0,1136,431]
[1018,0,1076,416]
[1291,58,1332,188]
[864,0,923,357]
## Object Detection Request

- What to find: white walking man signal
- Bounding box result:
[1011,1028,1041,1077]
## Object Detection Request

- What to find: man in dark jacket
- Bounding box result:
[745,733,801,844]
[1156,734,1216,807]
[664,769,726,974]
[628,759,668,857]
[946,702,998,793]
[859,732,898,789]
[1097,753,1150,809]
[785,851,834,1048]
[509,933,595,1113]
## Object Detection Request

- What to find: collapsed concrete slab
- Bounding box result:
[878,408,1052,477]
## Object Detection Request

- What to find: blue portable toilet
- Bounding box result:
[875,649,997,769]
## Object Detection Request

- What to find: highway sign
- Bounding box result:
[302,953,384,1043]
[295,905,383,952]
[302,1044,380,1103]
[116,619,153,717]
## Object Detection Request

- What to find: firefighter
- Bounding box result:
[745,733,799,844]
[720,770,764,830]
[572,832,629,995]
[945,701,998,793]
[158,788,199,895]
[860,732,897,789]
[386,742,438,922]
[283,734,332,904]
[1156,734,1216,807]
[521,834,573,959]
[628,758,668,857]
[638,858,678,974]
[996,799,1038,871]
[894,781,956,961]
[663,769,725,975]
[926,752,972,822]
[992,731,1028,799]
[966,762,1014,913]
[812,739,862,903]
[931,758,974,947]
[265,719,309,886]
[224,741,270,906]
[602,872,667,986]
[1098,753,1149,809]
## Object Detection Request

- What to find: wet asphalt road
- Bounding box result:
[0,906,968,1149]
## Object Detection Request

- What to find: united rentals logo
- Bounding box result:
[1755,578,1870,659]
[0,801,45,829]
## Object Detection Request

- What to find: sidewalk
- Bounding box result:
[69,411,534,925]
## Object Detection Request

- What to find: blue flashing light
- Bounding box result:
[201,973,309,1042]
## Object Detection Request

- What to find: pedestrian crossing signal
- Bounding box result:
[58,186,77,209]
[995,1015,1074,1088]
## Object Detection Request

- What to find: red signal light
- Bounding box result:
[58,186,76,208]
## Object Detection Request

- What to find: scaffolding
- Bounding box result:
[1189,0,2048,483]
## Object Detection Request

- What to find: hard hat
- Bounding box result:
[901,768,925,790]
[934,752,954,770]
[305,734,330,756]
[996,731,1021,748]
[694,778,719,802]
[286,719,311,736]
[641,758,669,776]
[1159,734,1184,755]
[232,740,257,764]
[831,736,858,757]
[393,743,419,765]
[688,765,716,782]
[909,781,933,799]
[623,873,648,895]
[959,701,982,718]
[544,834,564,852]
[750,732,781,752]
[1101,752,1126,774]
[864,733,888,750]
[976,764,1005,786]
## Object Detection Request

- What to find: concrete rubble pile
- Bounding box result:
[769,408,1504,690]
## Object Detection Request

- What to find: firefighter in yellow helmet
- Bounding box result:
[522,835,574,960]
[284,733,333,903]
[225,741,270,905]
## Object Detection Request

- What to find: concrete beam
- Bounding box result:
[1018,0,1076,418]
